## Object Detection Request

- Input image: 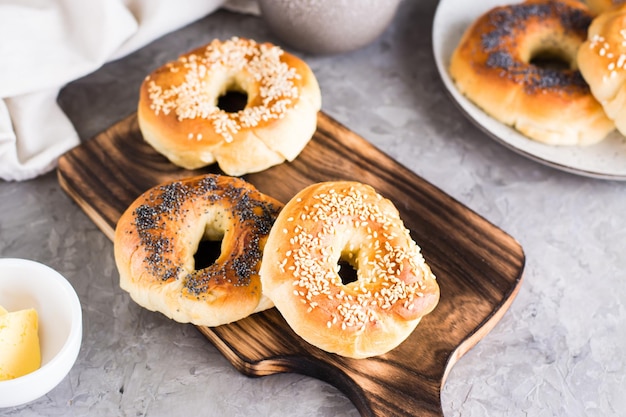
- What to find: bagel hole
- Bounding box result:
[217,90,248,113]
[194,239,222,270]
[338,259,358,285]
[529,49,572,71]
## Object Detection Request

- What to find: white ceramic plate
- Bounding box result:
[432,0,626,180]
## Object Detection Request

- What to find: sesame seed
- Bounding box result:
[146,37,301,143]
[588,30,626,78]
[279,183,436,330]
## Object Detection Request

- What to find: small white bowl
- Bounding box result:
[0,258,82,408]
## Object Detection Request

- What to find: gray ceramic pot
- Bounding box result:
[258,0,403,54]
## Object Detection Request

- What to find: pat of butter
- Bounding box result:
[0,305,41,381]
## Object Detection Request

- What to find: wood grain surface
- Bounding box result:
[57,112,525,417]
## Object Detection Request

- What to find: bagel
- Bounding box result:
[578,3,626,136]
[586,0,625,15]
[138,37,322,175]
[114,174,283,327]
[449,0,615,145]
[259,181,440,359]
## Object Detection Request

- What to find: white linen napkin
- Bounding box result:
[0,0,258,182]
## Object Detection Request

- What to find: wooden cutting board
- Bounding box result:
[57,112,525,417]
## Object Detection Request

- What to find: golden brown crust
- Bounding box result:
[450,0,614,145]
[586,0,626,15]
[578,4,626,136]
[114,174,283,326]
[137,37,322,175]
[259,181,439,359]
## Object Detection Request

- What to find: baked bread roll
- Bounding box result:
[138,37,322,175]
[578,3,626,136]
[450,0,614,145]
[114,174,282,327]
[586,0,625,15]
[259,181,440,359]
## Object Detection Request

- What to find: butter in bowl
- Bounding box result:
[0,258,82,408]
[0,304,41,381]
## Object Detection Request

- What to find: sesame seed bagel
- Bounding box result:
[114,174,283,327]
[578,4,626,136]
[449,0,614,145]
[259,181,440,359]
[137,37,322,175]
[586,0,625,15]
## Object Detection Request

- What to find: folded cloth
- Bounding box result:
[0,0,258,182]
